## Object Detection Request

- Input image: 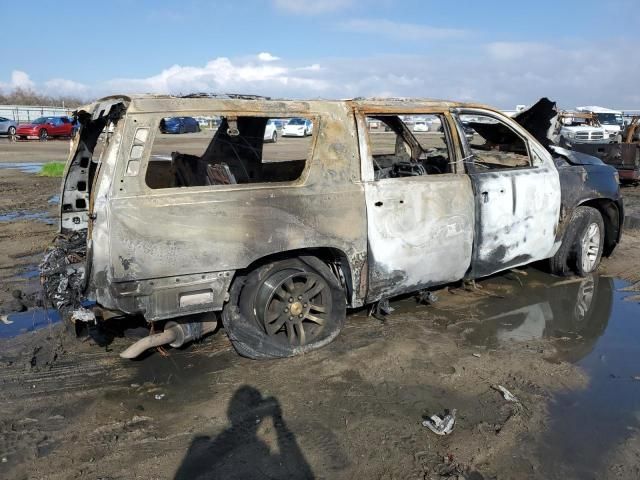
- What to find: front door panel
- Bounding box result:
[365,175,474,301]
[470,161,560,277]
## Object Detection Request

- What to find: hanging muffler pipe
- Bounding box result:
[120,319,218,359]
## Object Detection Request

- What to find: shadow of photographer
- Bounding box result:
[174,385,314,480]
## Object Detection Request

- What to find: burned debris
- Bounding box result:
[39,232,87,315]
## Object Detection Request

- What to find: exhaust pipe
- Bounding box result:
[120,319,217,359]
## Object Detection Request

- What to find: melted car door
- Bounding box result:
[454,109,561,278]
[357,112,475,302]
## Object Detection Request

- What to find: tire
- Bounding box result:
[39,129,48,141]
[222,257,346,359]
[549,206,605,277]
[8,126,16,136]
[271,131,277,143]
[179,126,185,134]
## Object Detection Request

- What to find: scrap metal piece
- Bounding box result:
[368,298,394,322]
[422,409,457,435]
[416,290,438,305]
[492,384,519,402]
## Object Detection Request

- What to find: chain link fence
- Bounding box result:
[0,105,73,123]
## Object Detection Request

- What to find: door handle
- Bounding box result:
[481,192,489,203]
[374,201,383,207]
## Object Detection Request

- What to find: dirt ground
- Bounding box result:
[0,137,639,480]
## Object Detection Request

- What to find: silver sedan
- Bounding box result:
[0,116,17,136]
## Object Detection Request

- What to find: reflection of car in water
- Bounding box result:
[463,273,612,363]
[160,116,201,134]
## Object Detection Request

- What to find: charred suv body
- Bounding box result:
[43,95,623,359]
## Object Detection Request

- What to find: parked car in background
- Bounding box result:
[577,106,624,141]
[264,119,278,143]
[558,112,608,146]
[159,116,201,134]
[0,116,17,136]
[282,117,313,137]
[413,121,429,132]
[16,116,75,140]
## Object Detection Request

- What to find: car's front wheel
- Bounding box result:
[39,129,48,141]
[8,126,16,136]
[549,206,604,276]
[271,131,277,143]
[223,257,346,359]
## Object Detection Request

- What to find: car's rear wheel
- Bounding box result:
[272,131,277,143]
[8,126,16,136]
[39,129,48,141]
[549,206,604,276]
[222,257,346,359]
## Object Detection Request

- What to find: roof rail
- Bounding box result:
[179,92,271,100]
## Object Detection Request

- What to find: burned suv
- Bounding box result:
[43,94,623,359]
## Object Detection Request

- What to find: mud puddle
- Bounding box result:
[0,309,61,339]
[0,162,44,174]
[0,211,55,224]
[411,270,640,478]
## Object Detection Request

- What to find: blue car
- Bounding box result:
[160,116,201,134]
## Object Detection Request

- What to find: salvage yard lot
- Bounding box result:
[1,137,639,479]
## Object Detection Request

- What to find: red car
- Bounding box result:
[16,116,76,140]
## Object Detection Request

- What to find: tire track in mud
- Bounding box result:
[0,349,138,402]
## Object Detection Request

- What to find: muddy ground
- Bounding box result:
[0,137,639,480]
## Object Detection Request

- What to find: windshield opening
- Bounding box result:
[597,113,623,126]
[32,117,47,124]
[288,118,305,125]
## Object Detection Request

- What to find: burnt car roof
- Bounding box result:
[77,94,497,116]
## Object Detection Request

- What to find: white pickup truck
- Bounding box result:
[576,106,624,141]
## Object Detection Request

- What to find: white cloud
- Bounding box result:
[43,78,91,97]
[486,42,552,61]
[273,0,353,15]
[2,41,640,109]
[340,18,469,41]
[257,52,281,62]
[0,70,36,92]
[103,56,330,98]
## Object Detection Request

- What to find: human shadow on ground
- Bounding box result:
[174,385,314,480]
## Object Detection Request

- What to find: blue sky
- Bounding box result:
[1,0,639,108]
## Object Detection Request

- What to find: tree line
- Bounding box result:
[0,88,86,107]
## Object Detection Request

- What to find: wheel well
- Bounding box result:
[233,248,354,303]
[578,198,621,256]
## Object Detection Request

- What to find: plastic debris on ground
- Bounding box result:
[71,307,96,323]
[492,385,519,402]
[422,409,457,435]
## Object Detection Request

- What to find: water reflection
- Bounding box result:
[461,274,612,363]
[449,271,639,478]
